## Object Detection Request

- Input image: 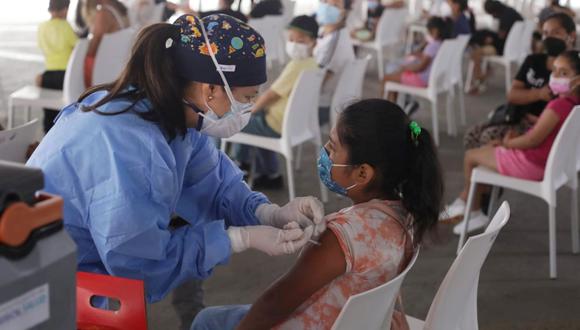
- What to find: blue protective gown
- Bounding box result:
[26,91,268,302]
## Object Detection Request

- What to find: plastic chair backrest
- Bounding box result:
[0,119,39,163]
[520,20,536,57]
[331,248,421,330]
[423,202,511,330]
[427,39,455,94]
[543,107,580,195]
[282,69,325,147]
[63,39,89,104]
[76,271,147,330]
[248,17,285,62]
[330,56,371,126]
[92,28,136,86]
[503,21,525,61]
[450,35,470,83]
[376,8,407,47]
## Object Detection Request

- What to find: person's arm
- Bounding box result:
[251,89,281,113]
[402,53,432,72]
[503,108,560,149]
[508,81,552,105]
[237,229,347,330]
[176,133,268,228]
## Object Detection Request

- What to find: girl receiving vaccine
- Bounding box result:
[191,99,444,330]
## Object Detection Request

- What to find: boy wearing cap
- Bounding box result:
[236,15,319,189]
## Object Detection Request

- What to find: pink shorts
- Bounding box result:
[401,71,428,87]
[495,147,545,181]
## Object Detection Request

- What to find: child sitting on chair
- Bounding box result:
[234,15,319,189]
[191,99,444,330]
[441,50,580,234]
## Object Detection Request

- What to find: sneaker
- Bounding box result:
[253,175,284,190]
[439,198,466,223]
[453,211,490,235]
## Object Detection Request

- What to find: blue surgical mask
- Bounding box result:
[317,3,342,26]
[317,147,357,196]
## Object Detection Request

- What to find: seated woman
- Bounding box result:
[82,0,130,88]
[191,99,444,330]
[442,50,580,234]
[463,13,576,150]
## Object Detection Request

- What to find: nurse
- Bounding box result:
[27,14,325,303]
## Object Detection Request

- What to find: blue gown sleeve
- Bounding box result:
[175,133,269,228]
[85,127,234,303]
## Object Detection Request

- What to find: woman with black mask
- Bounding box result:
[463,13,576,150]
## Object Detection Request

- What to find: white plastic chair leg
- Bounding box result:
[464,60,474,94]
[571,186,579,253]
[445,90,456,136]
[457,83,466,126]
[505,62,512,95]
[431,99,440,146]
[548,204,557,279]
[458,182,477,254]
[377,47,384,80]
[285,156,296,201]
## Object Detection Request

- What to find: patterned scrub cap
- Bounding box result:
[172,14,267,87]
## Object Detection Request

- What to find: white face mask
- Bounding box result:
[285,41,311,60]
[196,20,254,139]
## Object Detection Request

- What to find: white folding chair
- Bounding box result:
[248,17,286,69]
[407,202,511,330]
[465,21,525,94]
[7,39,89,129]
[449,35,471,127]
[383,39,457,146]
[328,55,371,129]
[355,8,408,80]
[0,119,40,163]
[458,108,580,279]
[92,28,136,86]
[221,69,328,202]
[520,20,536,62]
[332,248,420,330]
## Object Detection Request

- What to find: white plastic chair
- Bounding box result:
[465,21,525,94]
[92,28,136,86]
[329,55,372,129]
[407,202,511,330]
[248,17,286,69]
[332,247,420,330]
[7,39,89,129]
[520,20,536,62]
[221,69,328,202]
[355,8,408,80]
[0,119,40,163]
[449,35,471,127]
[458,108,580,279]
[383,39,457,146]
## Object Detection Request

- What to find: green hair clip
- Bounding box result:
[409,121,422,145]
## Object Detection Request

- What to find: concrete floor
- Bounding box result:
[2,21,580,330]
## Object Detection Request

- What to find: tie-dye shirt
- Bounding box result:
[274,199,413,330]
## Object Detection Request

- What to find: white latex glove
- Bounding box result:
[256,197,326,238]
[227,222,314,256]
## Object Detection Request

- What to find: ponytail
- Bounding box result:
[401,125,444,243]
[336,99,444,244]
[79,23,188,141]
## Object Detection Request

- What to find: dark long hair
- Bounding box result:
[79,23,188,140]
[336,99,444,244]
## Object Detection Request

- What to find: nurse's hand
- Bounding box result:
[256,197,326,238]
[227,223,313,256]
